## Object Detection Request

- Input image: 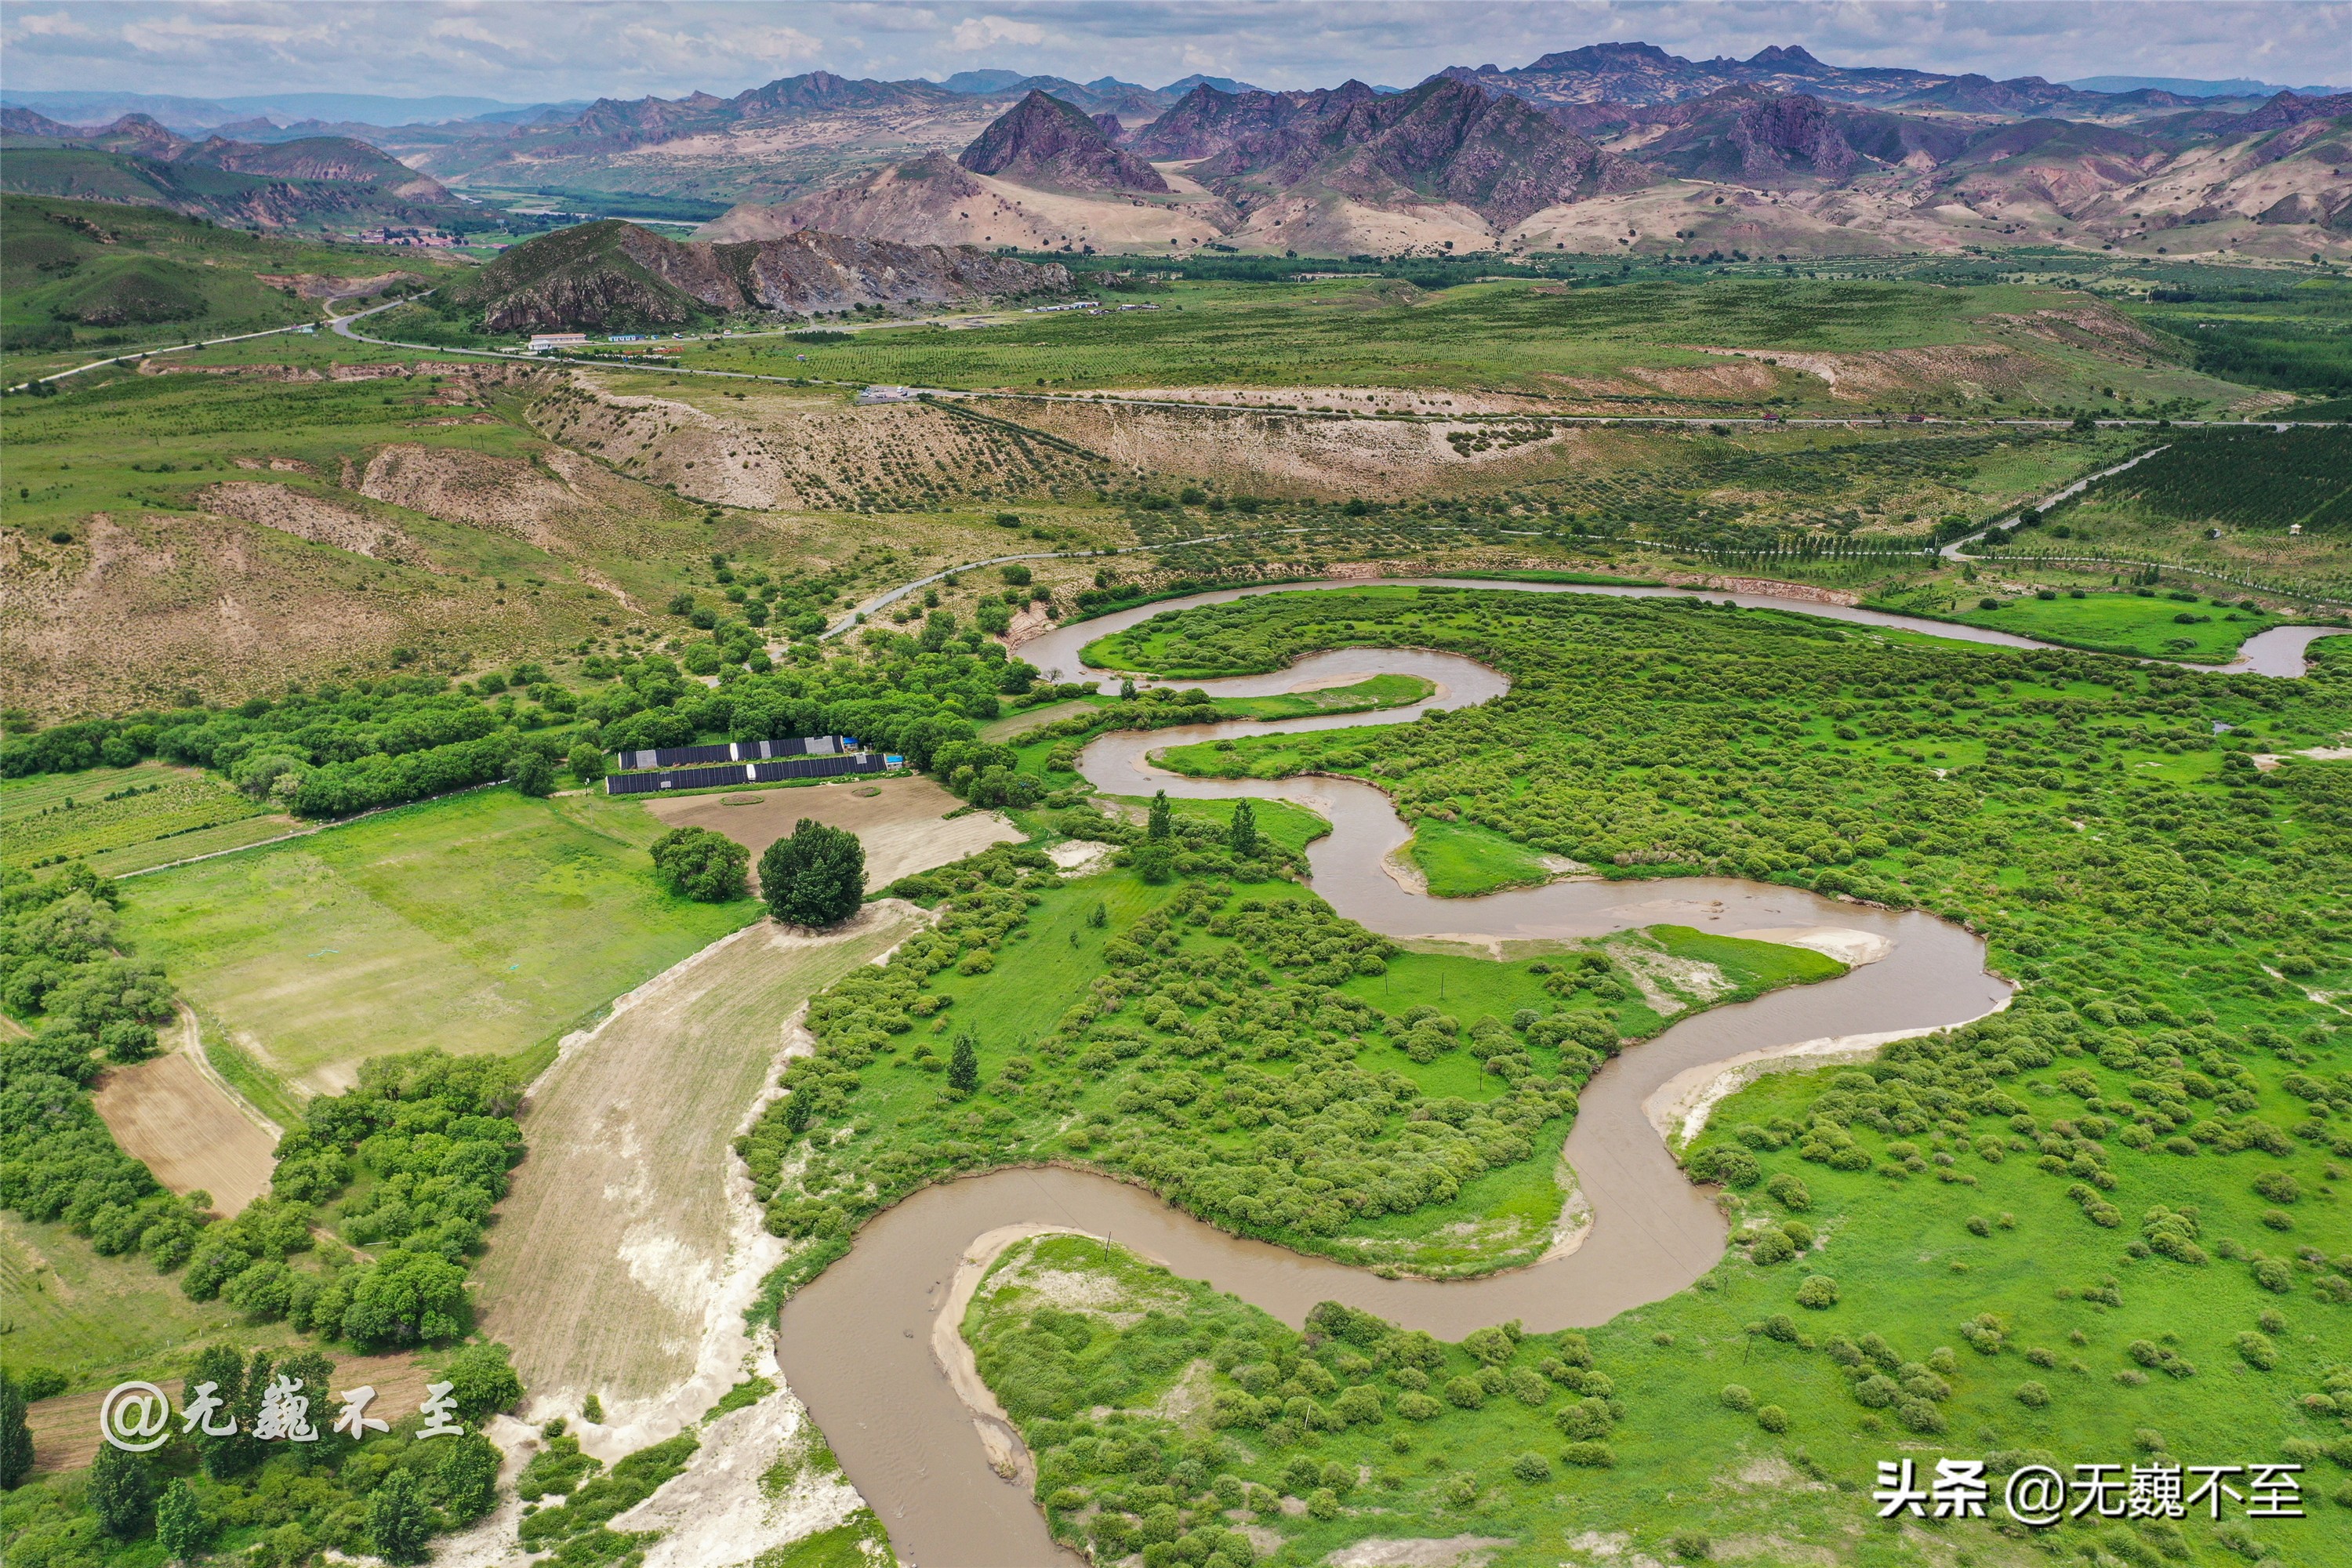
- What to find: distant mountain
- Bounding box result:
[1160,74,1262,97]
[2067,75,2345,99]
[0,113,466,229]
[448,218,1070,332]
[959,91,1169,193]
[1138,76,1640,230]
[940,70,1032,94]
[1630,88,1972,185]
[0,89,562,133]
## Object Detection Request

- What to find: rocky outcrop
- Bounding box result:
[959,90,1169,193]
[466,220,1071,332]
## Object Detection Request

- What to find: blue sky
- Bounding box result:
[3,1,2345,103]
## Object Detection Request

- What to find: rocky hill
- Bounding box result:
[449,218,1071,333]
[959,90,1169,193]
[1150,76,1642,230]
[0,112,460,227]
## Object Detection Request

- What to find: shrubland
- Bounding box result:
[928,584,2352,1563]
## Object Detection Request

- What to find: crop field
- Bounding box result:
[474,907,920,1409]
[1867,585,2285,662]
[90,1046,278,1214]
[677,276,2238,412]
[117,788,757,1096]
[0,758,277,869]
[2075,427,2352,532]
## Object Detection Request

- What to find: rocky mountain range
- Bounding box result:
[13,42,2350,260]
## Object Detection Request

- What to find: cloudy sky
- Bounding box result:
[4,1,2347,103]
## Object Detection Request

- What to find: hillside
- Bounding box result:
[0,114,514,235]
[434,218,1072,333]
[0,193,459,358]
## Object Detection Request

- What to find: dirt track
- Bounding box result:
[643,775,1020,889]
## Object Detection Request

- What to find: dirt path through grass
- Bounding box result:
[474,904,924,1426]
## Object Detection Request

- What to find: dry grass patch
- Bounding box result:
[643,775,1021,890]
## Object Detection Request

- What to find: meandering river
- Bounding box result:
[777,578,2335,1565]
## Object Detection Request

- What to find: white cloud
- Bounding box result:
[951,13,1048,52]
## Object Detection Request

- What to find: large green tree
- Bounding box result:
[759,819,865,927]
[88,1444,155,1538]
[368,1468,431,1565]
[156,1479,211,1559]
[0,1374,30,1490]
[650,826,750,902]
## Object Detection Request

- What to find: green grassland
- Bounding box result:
[643,276,2248,414]
[1,194,468,376]
[932,582,2352,1565]
[0,1214,302,1393]
[116,788,757,1097]
[1867,585,2288,662]
[0,758,279,869]
[1206,673,1435,720]
[1403,818,1570,897]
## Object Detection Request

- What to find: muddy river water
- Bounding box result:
[778,579,2338,1565]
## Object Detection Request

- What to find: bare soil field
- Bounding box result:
[472,905,922,1415]
[642,775,1021,890]
[92,1048,277,1214]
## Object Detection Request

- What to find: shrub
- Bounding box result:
[1512,1451,1552,1483]
[1562,1442,1615,1468]
[1397,1392,1442,1421]
[1719,1384,1756,1412]
[2015,1381,2050,1407]
[1795,1275,1839,1309]
[1750,1228,1795,1265]
[1765,1171,1810,1210]
[1443,1374,1486,1409]
[1756,1404,1789,1433]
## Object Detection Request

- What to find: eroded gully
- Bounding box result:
[778,579,2336,1566]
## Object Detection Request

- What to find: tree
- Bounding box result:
[157,1478,212,1559]
[89,1443,157,1538]
[760,819,865,927]
[368,1468,432,1565]
[947,1031,980,1095]
[649,826,750,902]
[0,1375,30,1490]
[568,742,607,784]
[1131,842,1175,884]
[440,1341,524,1422]
[1227,799,1259,858]
[512,748,556,797]
[1146,789,1174,841]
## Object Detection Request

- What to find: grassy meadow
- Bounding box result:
[116,788,757,1096]
[1868,585,2288,662]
